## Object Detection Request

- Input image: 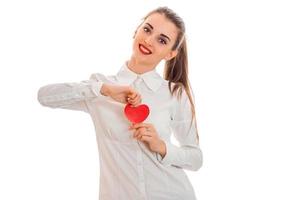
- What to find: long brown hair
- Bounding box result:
[143,6,200,144]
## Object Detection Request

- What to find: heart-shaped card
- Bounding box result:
[124,103,150,123]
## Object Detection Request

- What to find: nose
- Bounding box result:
[144,35,153,46]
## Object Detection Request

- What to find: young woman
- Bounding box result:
[38,6,203,200]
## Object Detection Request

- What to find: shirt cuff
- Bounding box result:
[90,81,109,98]
[156,140,174,166]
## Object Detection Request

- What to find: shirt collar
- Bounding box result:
[116,61,164,92]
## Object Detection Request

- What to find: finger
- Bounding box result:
[134,95,141,104]
[133,129,141,138]
[128,98,134,104]
[129,122,146,130]
[136,130,147,140]
[128,94,140,103]
[128,92,138,99]
[129,93,138,101]
[127,97,137,106]
[131,97,141,107]
[139,135,152,142]
[133,127,145,137]
[131,123,150,129]
[127,94,134,101]
[126,96,132,102]
[137,132,142,140]
[129,97,136,104]
[127,89,138,99]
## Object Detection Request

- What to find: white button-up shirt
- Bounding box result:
[37,62,203,200]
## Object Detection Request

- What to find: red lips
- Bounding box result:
[124,103,150,123]
[139,44,152,55]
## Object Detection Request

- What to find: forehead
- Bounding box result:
[143,13,178,40]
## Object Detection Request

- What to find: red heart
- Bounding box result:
[124,103,150,123]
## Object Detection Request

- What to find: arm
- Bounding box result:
[37,73,110,112]
[156,89,203,171]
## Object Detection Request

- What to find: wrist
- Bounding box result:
[100,83,110,96]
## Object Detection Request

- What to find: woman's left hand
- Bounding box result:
[128,123,164,153]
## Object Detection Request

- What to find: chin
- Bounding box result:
[131,43,156,63]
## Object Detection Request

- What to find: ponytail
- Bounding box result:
[164,38,200,144]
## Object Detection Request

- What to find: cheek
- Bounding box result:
[132,33,143,48]
[154,47,169,59]
[132,39,137,49]
[134,30,145,41]
[132,39,139,54]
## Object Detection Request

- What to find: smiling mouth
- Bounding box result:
[138,44,152,55]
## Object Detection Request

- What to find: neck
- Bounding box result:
[127,56,157,74]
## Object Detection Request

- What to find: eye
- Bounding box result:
[158,38,167,45]
[143,27,150,33]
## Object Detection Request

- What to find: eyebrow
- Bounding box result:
[145,23,171,42]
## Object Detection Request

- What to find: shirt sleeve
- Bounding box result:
[156,88,203,171]
[37,73,110,112]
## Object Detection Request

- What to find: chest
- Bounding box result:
[89,91,175,142]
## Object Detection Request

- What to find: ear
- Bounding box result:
[164,50,178,61]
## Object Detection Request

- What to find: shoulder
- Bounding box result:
[167,81,195,105]
[89,73,117,84]
[158,79,182,91]
[162,80,185,98]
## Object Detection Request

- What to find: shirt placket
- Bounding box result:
[132,76,147,200]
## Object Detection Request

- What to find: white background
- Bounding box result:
[1,0,288,199]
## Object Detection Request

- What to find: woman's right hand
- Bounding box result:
[100,83,142,106]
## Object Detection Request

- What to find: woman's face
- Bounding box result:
[132,12,179,66]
